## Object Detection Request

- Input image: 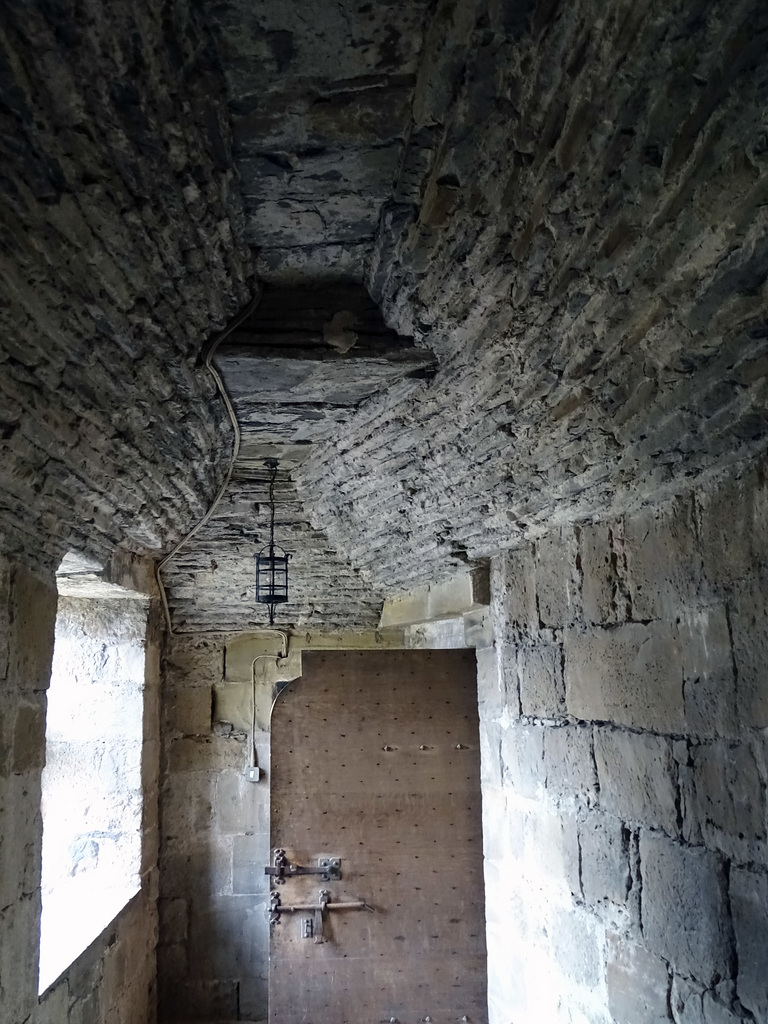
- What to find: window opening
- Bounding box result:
[38,555,149,993]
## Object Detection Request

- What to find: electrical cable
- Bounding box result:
[251,629,289,770]
[155,288,262,636]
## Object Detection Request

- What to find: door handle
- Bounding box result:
[265,848,342,883]
[269,889,373,943]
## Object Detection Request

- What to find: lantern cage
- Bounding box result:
[254,457,291,625]
[256,544,290,609]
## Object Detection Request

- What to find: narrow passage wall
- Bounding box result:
[479,460,768,1024]
[0,554,161,1024]
[158,636,271,1023]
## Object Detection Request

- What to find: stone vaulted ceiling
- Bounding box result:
[1,0,768,632]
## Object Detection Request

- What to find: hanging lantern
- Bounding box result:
[255,458,290,625]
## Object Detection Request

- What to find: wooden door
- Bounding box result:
[269,649,487,1024]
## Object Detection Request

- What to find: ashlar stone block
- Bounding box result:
[730,866,768,1020]
[679,606,737,739]
[11,696,46,774]
[500,723,545,799]
[580,520,624,625]
[523,806,581,898]
[565,622,685,732]
[624,497,701,621]
[215,771,270,834]
[232,833,271,895]
[729,571,768,728]
[640,832,729,984]
[580,814,630,906]
[502,544,538,636]
[164,683,213,736]
[550,903,603,989]
[8,563,57,692]
[479,718,504,790]
[476,644,506,720]
[606,932,670,1024]
[688,741,765,845]
[542,724,597,808]
[518,643,565,718]
[535,528,581,628]
[158,897,188,945]
[697,470,760,591]
[188,894,269,979]
[594,727,678,835]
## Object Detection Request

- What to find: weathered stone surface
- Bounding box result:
[624,498,702,622]
[579,815,630,906]
[11,697,47,774]
[640,833,729,983]
[606,932,670,1024]
[0,2,253,572]
[167,735,246,774]
[728,571,768,729]
[1,3,767,1024]
[536,528,581,628]
[542,725,597,808]
[501,545,538,638]
[159,837,232,901]
[296,1,768,601]
[159,635,271,1019]
[163,472,385,632]
[565,623,684,732]
[550,904,603,989]
[730,867,768,1020]
[594,727,678,835]
[477,644,505,723]
[679,607,737,740]
[697,466,768,592]
[580,521,628,626]
[500,723,545,800]
[8,565,57,692]
[188,895,269,979]
[164,684,213,738]
[686,742,765,845]
[232,833,271,896]
[215,771,270,834]
[159,898,189,946]
[518,643,565,718]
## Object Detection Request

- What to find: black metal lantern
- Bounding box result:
[255,458,290,625]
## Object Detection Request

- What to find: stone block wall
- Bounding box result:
[158,637,271,1023]
[0,553,162,1024]
[479,460,768,1024]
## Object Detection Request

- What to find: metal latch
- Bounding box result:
[269,889,373,943]
[265,848,341,883]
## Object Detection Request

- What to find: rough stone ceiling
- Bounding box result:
[1,0,768,633]
[210,0,433,282]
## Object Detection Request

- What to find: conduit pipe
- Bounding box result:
[156,287,262,636]
[250,628,289,774]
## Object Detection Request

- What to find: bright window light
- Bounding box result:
[38,566,149,994]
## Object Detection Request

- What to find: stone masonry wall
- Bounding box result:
[0,554,162,1024]
[478,458,768,1024]
[0,1,254,571]
[158,636,271,1023]
[298,0,768,598]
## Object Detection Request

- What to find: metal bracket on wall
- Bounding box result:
[265,848,342,883]
[269,889,373,944]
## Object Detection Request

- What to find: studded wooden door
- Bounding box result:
[268,649,487,1024]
